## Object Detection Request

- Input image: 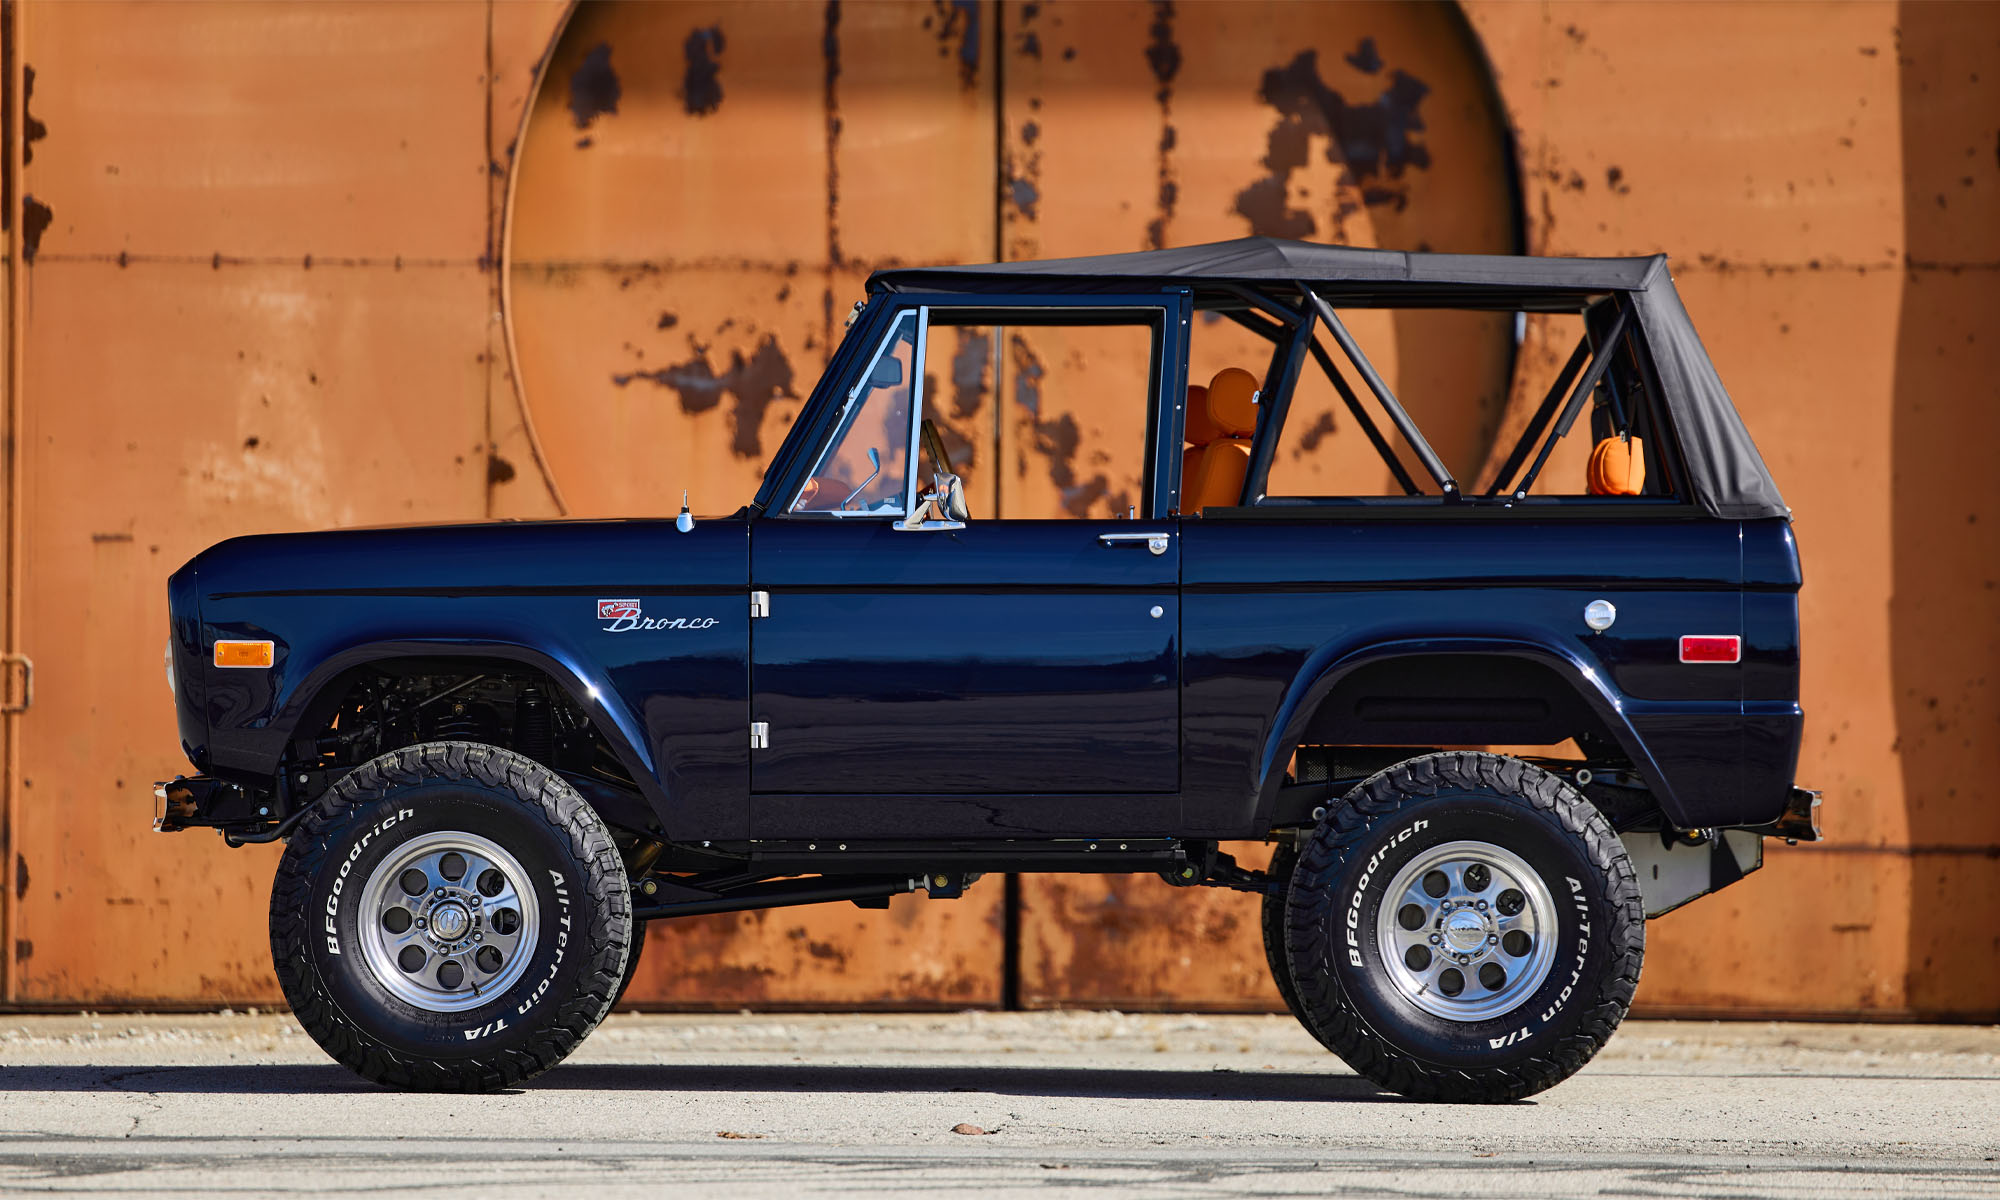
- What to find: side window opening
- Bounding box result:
[922,309,1167,521]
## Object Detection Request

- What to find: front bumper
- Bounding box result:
[152,775,266,832]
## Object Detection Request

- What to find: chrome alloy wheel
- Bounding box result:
[1375,839,1558,1022]
[356,830,540,1013]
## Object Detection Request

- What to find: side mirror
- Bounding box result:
[939,472,969,523]
[868,355,904,389]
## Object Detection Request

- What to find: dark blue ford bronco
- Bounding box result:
[157,237,1817,1101]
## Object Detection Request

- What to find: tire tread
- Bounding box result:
[1286,751,1644,1103]
[269,741,630,1092]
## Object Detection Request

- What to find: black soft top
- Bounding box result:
[871,237,1786,521]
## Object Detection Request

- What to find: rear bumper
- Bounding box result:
[1751,786,1822,843]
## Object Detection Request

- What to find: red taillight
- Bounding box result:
[1679,635,1741,664]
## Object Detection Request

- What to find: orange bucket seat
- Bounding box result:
[1182,367,1261,512]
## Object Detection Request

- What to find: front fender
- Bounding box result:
[292,636,658,779]
[208,633,666,821]
[1254,632,1686,826]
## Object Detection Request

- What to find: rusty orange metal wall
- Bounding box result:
[0,0,1994,1019]
[0,0,569,1005]
[1464,0,2000,1019]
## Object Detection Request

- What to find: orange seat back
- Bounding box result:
[1183,368,1261,511]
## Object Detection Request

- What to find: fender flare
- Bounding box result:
[267,636,669,821]
[1253,633,1684,827]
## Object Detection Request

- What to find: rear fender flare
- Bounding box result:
[1255,634,1682,825]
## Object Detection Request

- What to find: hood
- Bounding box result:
[185,516,750,600]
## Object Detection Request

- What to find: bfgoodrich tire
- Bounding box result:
[1286,752,1643,1103]
[270,742,632,1091]
[1260,840,1314,1034]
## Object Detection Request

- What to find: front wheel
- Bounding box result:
[269,742,632,1091]
[1285,752,1643,1102]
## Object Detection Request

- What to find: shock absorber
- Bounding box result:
[515,685,554,764]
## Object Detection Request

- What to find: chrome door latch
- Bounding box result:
[1098,531,1172,556]
[749,721,770,750]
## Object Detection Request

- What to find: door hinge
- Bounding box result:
[749,721,770,750]
[1,653,32,714]
[750,590,770,619]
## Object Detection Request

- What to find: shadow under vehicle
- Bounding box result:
[155,236,1818,1102]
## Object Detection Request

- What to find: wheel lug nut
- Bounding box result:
[473,932,483,942]
[435,888,447,898]
[469,897,481,908]
[1476,900,1488,912]
[416,918,427,930]
[1488,934,1499,944]
[1429,934,1441,945]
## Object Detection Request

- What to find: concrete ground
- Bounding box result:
[0,1011,1995,1198]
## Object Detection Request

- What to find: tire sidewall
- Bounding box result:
[300,782,595,1061]
[1313,790,1615,1069]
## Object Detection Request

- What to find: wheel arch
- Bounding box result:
[1255,635,1685,827]
[274,638,668,823]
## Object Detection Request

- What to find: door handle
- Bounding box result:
[1098,531,1172,556]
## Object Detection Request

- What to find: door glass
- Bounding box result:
[789,312,918,516]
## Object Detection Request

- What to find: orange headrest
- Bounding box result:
[1587,435,1646,496]
[1183,384,1218,444]
[1207,368,1260,437]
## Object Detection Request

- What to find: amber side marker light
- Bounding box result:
[1679,635,1741,664]
[214,640,275,668]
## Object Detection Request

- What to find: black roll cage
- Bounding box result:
[1192,280,1683,512]
[753,277,1687,520]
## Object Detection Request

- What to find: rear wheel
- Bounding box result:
[270,742,632,1091]
[1285,752,1643,1102]
[1260,841,1314,1033]
[611,920,649,1011]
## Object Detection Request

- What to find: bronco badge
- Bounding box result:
[596,598,718,633]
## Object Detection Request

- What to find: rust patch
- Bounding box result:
[1144,1,1181,251]
[568,43,620,131]
[487,454,516,485]
[949,327,990,419]
[14,853,25,901]
[822,1,843,348]
[1234,46,1433,237]
[657,311,679,330]
[682,27,725,116]
[21,195,52,262]
[1003,3,1043,256]
[1344,36,1383,75]
[926,0,980,89]
[23,63,45,164]
[1294,410,1337,453]
[13,939,28,962]
[614,334,798,458]
[1010,335,1126,518]
[1008,177,1040,221]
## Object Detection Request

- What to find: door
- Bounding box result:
[749,520,1179,837]
[747,303,1183,839]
